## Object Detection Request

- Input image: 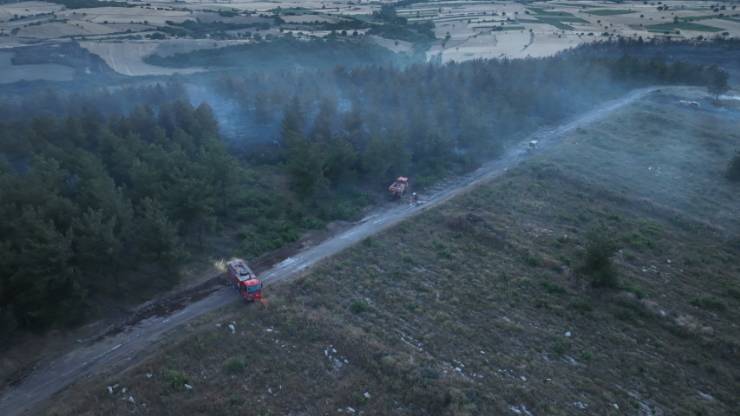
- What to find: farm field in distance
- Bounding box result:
[1,0,740,79]
[43,88,740,415]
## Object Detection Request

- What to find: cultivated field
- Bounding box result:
[423,0,740,60]
[78,39,251,75]
[0,50,74,83]
[43,89,740,415]
[2,0,739,78]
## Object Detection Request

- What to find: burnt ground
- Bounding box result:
[40,90,740,415]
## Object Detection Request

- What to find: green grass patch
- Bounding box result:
[679,15,716,22]
[540,20,575,30]
[585,9,635,16]
[527,7,571,16]
[690,297,727,312]
[568,300,594,314]
[541,281,568,295]
[475,25,526,31]
[647,22,723,33]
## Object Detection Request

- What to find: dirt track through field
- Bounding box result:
[0,86,669,416]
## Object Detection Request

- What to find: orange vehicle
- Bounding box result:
[226,259,263,302]
[388,176,409,199]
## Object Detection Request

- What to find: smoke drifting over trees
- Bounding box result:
[0,51,725,336]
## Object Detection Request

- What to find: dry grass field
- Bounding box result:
[43,89,740,415]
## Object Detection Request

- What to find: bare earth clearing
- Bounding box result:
[0,86,669,416]
[38,86,740,416]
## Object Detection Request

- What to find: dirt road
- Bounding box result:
[0,86,668,416]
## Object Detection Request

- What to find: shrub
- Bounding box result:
[541,281,567,295]
[223,356,247,374]
[163,369,189,390]
[349,299,370,314]
[579,230,619,288]
[552,339,571,355]
[726,152,740,182]
[690,297,726,312]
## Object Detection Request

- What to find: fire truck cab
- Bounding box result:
[226,259,263,302]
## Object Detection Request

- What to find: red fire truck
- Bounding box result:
[226,259,263,302]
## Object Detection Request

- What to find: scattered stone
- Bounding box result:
[146,373,153,379]
[268,387,273,394]
[612,403,620,410]
[698,391,715,401]
[122,387,127,394]
[127,396,135,404]
[564,331,572,337]
[520,376,527,381]
[266,328,273,333]
[346,406,356,413]
[228,324,236,334]
[107,386,114,394]
[573,401,587,409]
[363,391,371,399]
[509,404,534,415]
[184,384,193,390]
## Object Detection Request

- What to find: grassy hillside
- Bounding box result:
[47,90,740,415]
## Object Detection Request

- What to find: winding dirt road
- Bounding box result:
[0,86,667,416]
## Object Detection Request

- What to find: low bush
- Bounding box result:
[162,369,189,390]
[579,230,619,288]
[223,356,247,374]
[541,281,567,295]
[690,297,726,312]
[349,299,370,314]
